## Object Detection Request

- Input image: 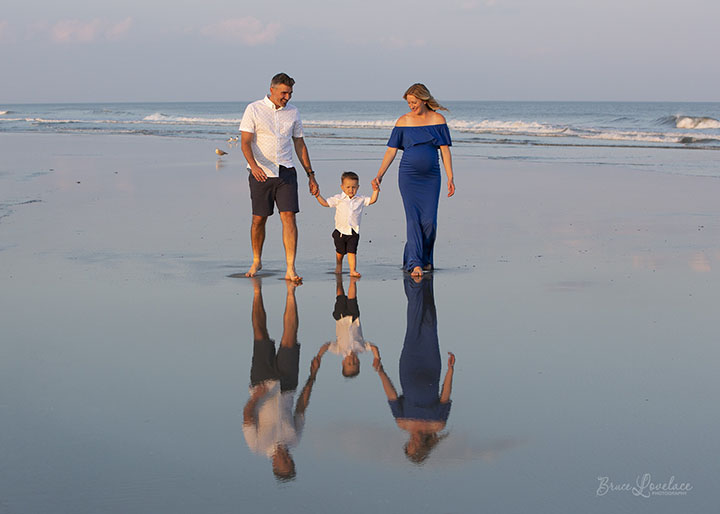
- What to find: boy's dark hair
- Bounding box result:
[341,171,359,183]
[342,367,360,378]
[271,73,295,87]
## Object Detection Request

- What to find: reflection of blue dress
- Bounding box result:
[387,124,452,271]
[388,276,451,422]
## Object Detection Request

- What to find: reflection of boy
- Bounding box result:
[319,275,371,378]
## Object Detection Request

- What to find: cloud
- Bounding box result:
[199,17,281,46]
[105,18,133,41]
[0,20,13,41]
[49,18,133,43]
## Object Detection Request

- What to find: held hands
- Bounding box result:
[308,174,319,196]
[369,344,382,371]
[371,176,382,190]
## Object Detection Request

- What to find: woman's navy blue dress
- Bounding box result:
[387,124,452,271]
[388,276,451,422]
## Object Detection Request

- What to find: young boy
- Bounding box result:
[314,171,379,277]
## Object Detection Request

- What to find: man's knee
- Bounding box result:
[279,211,297,226]
[251,215,268,228]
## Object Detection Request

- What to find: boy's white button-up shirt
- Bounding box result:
[326,193,371,235]
[239,96,304,178]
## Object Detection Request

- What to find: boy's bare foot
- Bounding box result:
[245,261,262,277]
[410,266,423,277]
[335,265,343,274]
[350,270,361,277]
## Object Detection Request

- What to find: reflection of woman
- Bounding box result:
[371,275,456,463]
[373,84,455,277]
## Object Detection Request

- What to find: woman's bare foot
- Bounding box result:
[245,261,262,277]
[422,264,433,272]
[350,270,361,277]
[411,266,423,277]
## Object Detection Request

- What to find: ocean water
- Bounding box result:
[2,101,719,177]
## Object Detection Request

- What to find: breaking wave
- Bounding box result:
[658,115,720,129]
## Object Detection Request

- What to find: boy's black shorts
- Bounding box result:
[248,165,299,217]
[333,294,360,322]
[332,229,359,255]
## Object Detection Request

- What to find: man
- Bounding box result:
[240,72,319,282]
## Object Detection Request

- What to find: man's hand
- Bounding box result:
[250,164,267,182]
[308,174,319,196]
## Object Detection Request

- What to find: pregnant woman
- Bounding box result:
[373,83,455,277]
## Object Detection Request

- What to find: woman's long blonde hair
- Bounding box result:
[403,83,447,112]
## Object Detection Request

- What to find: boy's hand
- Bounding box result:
[371,180,380,192]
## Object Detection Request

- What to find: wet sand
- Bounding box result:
[1,133,718,513]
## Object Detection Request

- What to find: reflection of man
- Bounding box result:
[240,72,319,282]
[242,278,323,480]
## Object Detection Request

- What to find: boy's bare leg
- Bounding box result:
[348,253,361,277]
[335,273,345,297]
[348,274,358,299]
[246,215,266,277]
[335,252,344,274]
[279,211,302,282]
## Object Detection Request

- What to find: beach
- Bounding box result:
[1,130,718,513]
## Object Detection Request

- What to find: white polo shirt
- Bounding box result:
[239,96,304,178]
[328,317,371,357]
[242,380,304,459]
[326,193,371,235]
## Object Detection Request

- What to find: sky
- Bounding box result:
[1,0,719,103]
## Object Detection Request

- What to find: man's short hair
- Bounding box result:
[271,73,295,88]
[341,171,359,183]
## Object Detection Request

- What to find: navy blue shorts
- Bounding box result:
[248,165,299,217]
[333,229,359,255]
[250,338,300,392]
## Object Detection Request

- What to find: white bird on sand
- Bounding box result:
[215,148,228,156]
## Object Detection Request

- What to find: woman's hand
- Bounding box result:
[447,352,455,368]
[371,176,382,190]
[447,179,455,197]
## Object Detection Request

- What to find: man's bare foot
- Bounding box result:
[411,266,423,277]
[350,270,361,277]
[285,269,303,283]
[245,261,262,277]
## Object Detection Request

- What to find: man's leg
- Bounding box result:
[246,215,267,277]
[279,211,301,282]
